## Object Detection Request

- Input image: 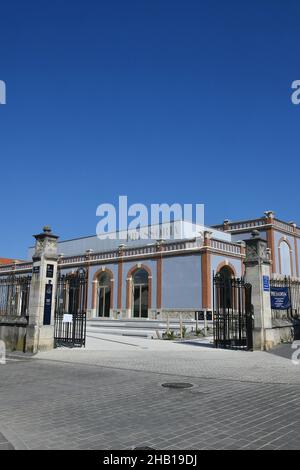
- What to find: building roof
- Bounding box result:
[0,258,24,265]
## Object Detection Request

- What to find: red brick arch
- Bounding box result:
[126,264,152,310]
[92,267,114,310]
[215,261,237,278]
[278,237,294,276]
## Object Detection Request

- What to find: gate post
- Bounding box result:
[26,226,59,353]
[244,230,273,350]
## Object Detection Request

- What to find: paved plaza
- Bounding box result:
[1,334,300,450]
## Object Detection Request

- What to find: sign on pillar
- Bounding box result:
[26,226,59,353]
[244,230,273,350]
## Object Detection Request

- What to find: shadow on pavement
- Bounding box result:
[266,343,293,360]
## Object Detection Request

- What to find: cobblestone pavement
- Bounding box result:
[0,432,14,450]
[0,340,300,450]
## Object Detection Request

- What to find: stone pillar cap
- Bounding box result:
[34,226,59,240]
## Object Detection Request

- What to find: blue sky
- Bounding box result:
[0,0,300,258]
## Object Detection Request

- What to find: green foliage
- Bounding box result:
[163,330,176,340]
[181,326,187,338]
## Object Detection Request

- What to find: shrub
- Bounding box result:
[181,326,187,338]
[163,330,176,340]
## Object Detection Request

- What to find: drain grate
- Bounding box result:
[161,382,193,389]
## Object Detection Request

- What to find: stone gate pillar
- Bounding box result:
[26,226,59,353]
[244,230,273,350]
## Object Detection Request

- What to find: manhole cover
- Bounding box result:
[161,382,193,389]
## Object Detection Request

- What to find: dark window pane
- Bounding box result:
[133,269,148,285]
[133,286,140,318]
[98,272,111,287]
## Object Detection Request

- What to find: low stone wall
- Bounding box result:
[96,309,200,321]
[253,320,294,350]
[157,310,198,321]
[0,316,28,352]
[266,320,294,350]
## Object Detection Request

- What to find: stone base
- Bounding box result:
[158,310,197,321]
[253,325,294,350]
[25,325,54,353]
[105,309,198,321]
[91,309,203,321]
[0,317,27,352]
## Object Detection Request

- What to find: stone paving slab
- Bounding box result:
[0,342,300,450]
[0,431,14,450]
[36,336,300,385]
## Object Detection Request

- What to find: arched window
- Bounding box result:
[279,241,292,276]
[132,268,149,318]
[97,271,112,317]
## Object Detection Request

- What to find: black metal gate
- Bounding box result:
[213,274,253,350]
[54,269,88,348]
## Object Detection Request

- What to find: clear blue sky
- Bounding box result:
[0,0,300,258]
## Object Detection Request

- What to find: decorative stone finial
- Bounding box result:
[43,225,52,234]
[118,244,125,255]
[251,229,260,238]
[264,211,274,219]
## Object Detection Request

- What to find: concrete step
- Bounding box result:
[87,319,212,330]
[86,327,156,338]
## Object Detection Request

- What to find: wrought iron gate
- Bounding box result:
[0,274,31,317]
[213,274,253,350]
[54,269,88,348]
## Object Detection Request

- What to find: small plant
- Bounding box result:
[195,328,203,337]
[181,326,187,338]
[163,330,176,340]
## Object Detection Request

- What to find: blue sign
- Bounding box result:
[270,287,291,310]
[263,275,270,292]
[43,283,53,325]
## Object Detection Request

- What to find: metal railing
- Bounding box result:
[0,274,31,317]
[270,276,300,320]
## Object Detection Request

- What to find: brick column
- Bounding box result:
[117,244,125,314]
[265,211,276,273]
[201,231,212,310]
[156,240,163,312]
[292,223,299,278]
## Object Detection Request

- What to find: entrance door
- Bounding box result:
[98,286,110,317]
[132,269,149,318]
[97,272,111,318]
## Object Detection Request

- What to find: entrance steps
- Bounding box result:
[86,318,212,339]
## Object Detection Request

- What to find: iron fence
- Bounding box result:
[213,274,253,350]
[0,274,31,317]
[270,276,300,320]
